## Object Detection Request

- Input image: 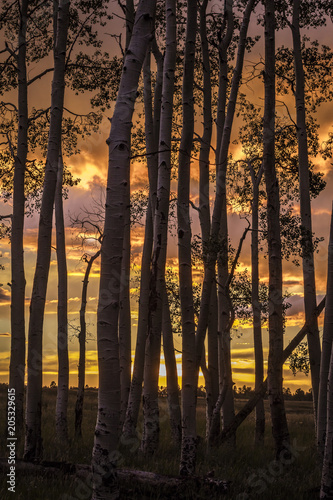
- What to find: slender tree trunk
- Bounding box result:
[218,201,235,443]
[321,249,333,498]
[177,0,197,476]
[9,0,29,439]
[55,151,69,442]
[250,164,265,445]
[215,0,235,446]
[195,0,255,374]
[321,346,333,499]
[122,44,162,440]
[117,0,136,432]
[24,0,70,462]
[119,199,131,428]
[91,2,156,497]
[141,0,176,456]
[161,284,181,446]
[198,0,219,439]
[208,335,231,447]
[220,296,326,443]
[75,250,100,437]
[207,286,219,439]
[318,207,333,457]
[291,0,321,425]
[215,0,234,163]
[263,0,289,458]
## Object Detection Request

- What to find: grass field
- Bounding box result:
[0,386,322,499]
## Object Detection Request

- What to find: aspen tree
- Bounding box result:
[263,0,290,458]
[178,0,197,475]
[123,42,163,439]
[91,0,156,496]
[24,0,70,461]
[8,0,29,438]
[141,0,177,456]
[291,0,321,423]
[75,249,100,437]
[55,151,69,441]
[198,0,218,438]
[249,162,265,445]
[318,205,333,457]
[119,0,135,429]
[195,0,255,399]
[161,283,181,445]
[320,207,333,498]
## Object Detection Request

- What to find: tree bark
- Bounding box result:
[122,44,163,440]
[291,0,321,424]
[263,0,290,458]
[119,199,131,429]
[215,0,235,448]
[75,250,100,438]
[215,0,234,163]
[250,163,265,445]
[195,0,255,374]
[91,1,156,497]
[141,0,176,456]
[55,151,69,442]
[320,341,333,498]
[198,0,219,440]
[220,296,326,444]
[9,0,29,439]
[0,459,230,497]
[161,283,182,446]
[118,0,136,432]
[318,206,333,457]
[177,0,197,476]
[24,0,70,462]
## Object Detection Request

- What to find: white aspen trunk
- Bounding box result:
[75,250,100,438]
[125,0,135,49]
[318,206,333,457]
[215,0,234,162]
[218,201,235,444]
[119,199,131,428]
[118,0,135,431]
[215,0,234,447]
[141,0,177,456]
[122,45,162,440]
[123,198,153,440]
[208,335,231,447]
[195,0,255,375]
[263,0,290,458]
[207,286,219,438]
[250,164,265,445]
[291,0,321,425]
[9,0,28,438]
[161,283,182,446]
[321,344,333,499]
[198,0,219,438]
[92,2,156,497]
[221,297,326,442]
[320,217,333,496]
[24,0,70,461]
[178,0,197,476]
[55,151,69,442]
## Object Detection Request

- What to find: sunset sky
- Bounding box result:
[0,6,332,392]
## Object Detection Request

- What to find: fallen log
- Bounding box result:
[220,296,326,443]
[0,459,230,498]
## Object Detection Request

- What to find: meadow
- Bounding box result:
[0,385,321,499]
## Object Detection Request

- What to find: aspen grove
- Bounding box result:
[1,0,333,498]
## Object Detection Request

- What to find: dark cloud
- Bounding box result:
[0,287,10,302]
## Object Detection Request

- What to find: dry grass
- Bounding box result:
[0,386,322,499]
